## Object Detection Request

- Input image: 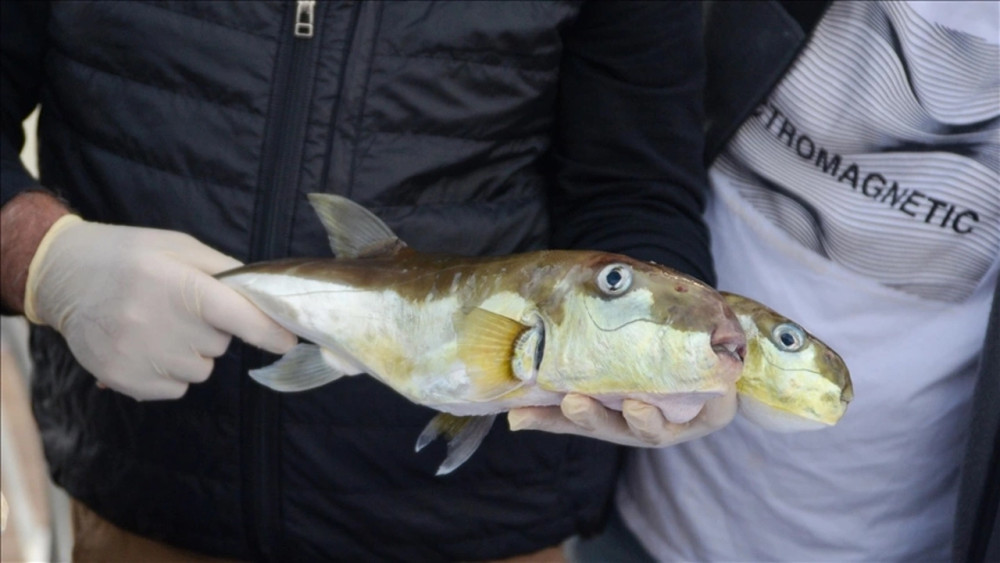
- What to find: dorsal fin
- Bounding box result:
[307,193,407,259]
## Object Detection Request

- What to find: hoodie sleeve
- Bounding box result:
[549,0,715,285]
[1,1,50,206]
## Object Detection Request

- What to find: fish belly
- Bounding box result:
[224,272,474,406]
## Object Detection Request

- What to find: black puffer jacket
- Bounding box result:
[1,1,711,560]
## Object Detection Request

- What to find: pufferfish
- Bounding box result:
[219,194,852,474]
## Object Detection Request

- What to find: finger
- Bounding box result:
[620,395,732,448]
[105,375,189,402]
[622,399,676,445]
[192,273,297,354]
[508,401,651,448]
[189,327,232,359]
[690,386,738,431]
[508,404,619,437]
[138,380,190,401]
[141,352,213,386]
[508,406,578,433]
[160,353,215,384]
[560,394,614,432]
[167,232,243,275]
[175,273,241,357]
[561,394,649,443]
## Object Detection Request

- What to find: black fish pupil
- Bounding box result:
[780,332,796,347]
[607,270,622,288]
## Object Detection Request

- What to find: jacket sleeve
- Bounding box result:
[952,274,1000,563]
[550,0,715,285]
[1,1,50,207]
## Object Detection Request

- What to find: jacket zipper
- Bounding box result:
[294,0,315,38]
[243,1,324,559]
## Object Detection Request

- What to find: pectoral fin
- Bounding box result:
[457,308,532,401]
[249,343,361,392]
[416,413,497,475]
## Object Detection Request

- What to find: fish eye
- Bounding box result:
[597,264,632,296]
[772,323,807,352]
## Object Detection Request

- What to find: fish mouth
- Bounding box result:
[711,318,747,369]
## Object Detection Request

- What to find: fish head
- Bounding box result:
[533,253,746,419]
[722,293,853,431]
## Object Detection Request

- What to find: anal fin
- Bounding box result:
[416,413,497,475]
[249,343,359,392]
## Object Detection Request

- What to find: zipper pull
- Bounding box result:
[294,0,316,39]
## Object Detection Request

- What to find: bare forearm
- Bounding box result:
[0,191,70,313]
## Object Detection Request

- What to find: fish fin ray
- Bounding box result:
[307,193,407,259]
[249,343,356,392]
[456,308,529,401]
[416,413,496,475]
[318,346,367,377]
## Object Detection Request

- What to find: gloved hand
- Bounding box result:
[24,215,297,401]
[507,387,738,447]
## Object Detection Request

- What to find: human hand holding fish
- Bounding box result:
[21,214,297,400]
[218,194,854,474]
[508,388,738,448]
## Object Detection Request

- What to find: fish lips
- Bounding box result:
[711,315,747,383]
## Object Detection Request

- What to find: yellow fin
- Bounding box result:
[457,307,529,401]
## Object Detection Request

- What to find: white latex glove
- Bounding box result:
[507,387,738,448]
[24,215,297,401]
[1,490,7,532]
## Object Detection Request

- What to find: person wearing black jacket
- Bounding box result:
[0,1,730,561]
